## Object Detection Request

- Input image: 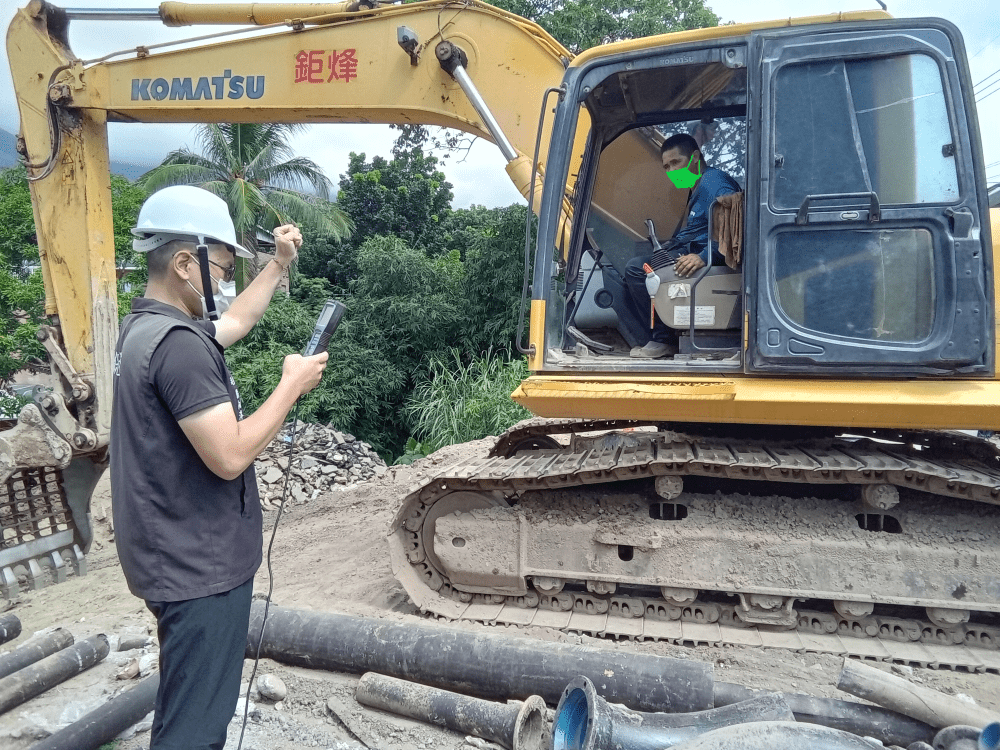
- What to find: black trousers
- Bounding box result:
[145,576,254,750]
[624,251,676,345]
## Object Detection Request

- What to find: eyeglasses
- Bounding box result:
[208,259,236,283]
[192,257,236,282]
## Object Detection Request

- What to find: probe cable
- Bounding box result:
[237,400,301,750]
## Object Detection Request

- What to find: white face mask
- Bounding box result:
[186,255,236,320]
[185,279,213,320]
[214,279,237,314]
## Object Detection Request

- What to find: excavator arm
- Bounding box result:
[3,0,585,593]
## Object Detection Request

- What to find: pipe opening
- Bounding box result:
[513,696,547,750]
[650,502,688,521]
[618,545,634,561]
[553,687,590,750]
[855,513,902,534]
[982,721,1000,750]
[452,537,466,547]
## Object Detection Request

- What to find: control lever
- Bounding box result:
[645,219,664,252]
[646,218,681,268]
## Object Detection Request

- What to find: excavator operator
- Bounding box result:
[109,185,328,749]
[625,133,740,358]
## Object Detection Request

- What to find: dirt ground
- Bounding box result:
[1,436,999,749]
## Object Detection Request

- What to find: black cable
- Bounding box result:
[237,400,301,750]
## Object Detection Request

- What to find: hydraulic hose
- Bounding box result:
[667,720,890,749]
[246,603,715,713]
[714,681,934,747]
[355,672,546,750]
[552,675,794,750]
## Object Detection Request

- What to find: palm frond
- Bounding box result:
[264,189,352,240]
[258,158,333,199]
[137,163,222,192]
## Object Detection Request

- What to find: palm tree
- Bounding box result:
[138,123,352,287]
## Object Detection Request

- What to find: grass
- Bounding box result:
[403,350,531,453]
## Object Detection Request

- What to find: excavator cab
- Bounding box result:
[538,18,993,378]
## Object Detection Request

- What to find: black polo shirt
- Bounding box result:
[110,298,262,602]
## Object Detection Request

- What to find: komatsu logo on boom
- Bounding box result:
[131,70,265,101]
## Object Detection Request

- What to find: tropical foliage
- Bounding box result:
[403,350,531,453]
[137,123,352,286]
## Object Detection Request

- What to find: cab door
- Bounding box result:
[747,22,992,375]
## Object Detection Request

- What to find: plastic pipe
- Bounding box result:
[838,658,998,729]
[0,613,21,646]
[981,722,1000,750]
[667,720,888,749]
[714,681,934,747]
[552,676,794,750]
[934,725,982,750]
[356,672,545,750]
[27,674,158,750]
[246,603,714,713]
[0,634,109,716]
[0,629,74,680]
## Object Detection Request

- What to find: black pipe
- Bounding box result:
[27,674,158,750]
[714,681,934,747]
[0,628,74,680]
[356,672,546,750]
[552,675,793,750]
[246,603,714,713]
[933,725,980,750]
[0,634,109,716]
[668,720,893,749]
[0,613,21,646]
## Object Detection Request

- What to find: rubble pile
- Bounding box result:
[254,423,388,509]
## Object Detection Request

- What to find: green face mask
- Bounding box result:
[665,153,702,189]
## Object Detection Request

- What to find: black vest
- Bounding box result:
[110,299,261,602]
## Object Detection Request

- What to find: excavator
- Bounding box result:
[6,0,1000,670]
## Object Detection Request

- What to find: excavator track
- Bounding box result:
[388,421,1000,673]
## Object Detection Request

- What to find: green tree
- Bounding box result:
[0,167,150,399]
[0,167,50,396]
[137,123,351,286]
[336,148,453,252]
[394,0,719,154]
[456,204,531,355]
[489,0,719,53]
[299,147,454,291]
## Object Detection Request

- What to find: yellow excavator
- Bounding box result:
[6,0,1000,670]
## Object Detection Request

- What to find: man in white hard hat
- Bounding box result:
[110,185,328,749]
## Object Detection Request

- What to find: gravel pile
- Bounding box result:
[254,423,388,509]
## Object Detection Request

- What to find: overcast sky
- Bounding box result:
[2,0,998,207]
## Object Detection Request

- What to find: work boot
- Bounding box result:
[630,341,676,358]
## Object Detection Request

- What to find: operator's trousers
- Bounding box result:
[145,576,254,750]
[624,252,676,346]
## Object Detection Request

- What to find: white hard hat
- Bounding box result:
[131,185,252,257]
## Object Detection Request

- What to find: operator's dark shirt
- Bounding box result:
[673,166,741,266]
[110,298,262,603]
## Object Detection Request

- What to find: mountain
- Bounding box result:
[0,127,159,181]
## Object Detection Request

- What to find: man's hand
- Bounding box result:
[282,352,328,397]
[674,253,706,278]
[272,224,302,268]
